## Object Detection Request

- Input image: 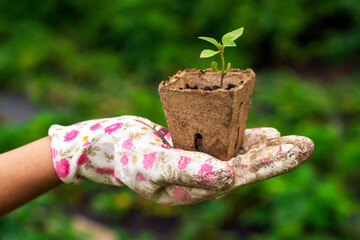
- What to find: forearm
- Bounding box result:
[0,137,62,216]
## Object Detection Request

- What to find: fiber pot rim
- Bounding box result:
[159,68,255,92]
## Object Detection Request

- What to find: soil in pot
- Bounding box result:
[158,68,256,161]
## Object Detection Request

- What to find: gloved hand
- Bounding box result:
[49,116,314,205]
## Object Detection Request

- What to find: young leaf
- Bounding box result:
[223,41,236,47]
[222,27,244,47]
[211,61,218,72]
[226,62,231,72]
[200,49,219,58]
[198,37,221,48]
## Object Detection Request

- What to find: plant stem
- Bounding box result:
[220,47,225,74]
[219,46,226,88]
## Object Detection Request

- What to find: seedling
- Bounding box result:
[198,27,244,87]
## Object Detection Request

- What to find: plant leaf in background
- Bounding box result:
[198,37,221,48]
[211,61,218,72]
[200,49,219,58]
[222,27,244,47]
[226,62,231,72]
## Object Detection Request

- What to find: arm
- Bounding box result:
[0,137,62,216]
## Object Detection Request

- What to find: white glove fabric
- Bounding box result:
[49,115,314,205]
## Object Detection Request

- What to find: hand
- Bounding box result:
[49,116,314,205]
[202,127,315,200]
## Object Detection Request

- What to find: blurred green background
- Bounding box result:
[1,0,360,239]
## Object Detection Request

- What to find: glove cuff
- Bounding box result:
[48,124,85,185]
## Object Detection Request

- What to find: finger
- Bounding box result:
[241,127,280,152]
[155,179,246,205]
[156,148,235,191]
[153,185,214,205]
[241,135,314,161]
[265,135,314,161]
[228,142,308,190]
[128,181,212,206]
[122,151,234,206]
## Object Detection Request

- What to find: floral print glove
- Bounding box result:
[49,116,314,205]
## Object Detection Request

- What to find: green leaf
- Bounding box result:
[200,49,219,58]
[222,27,244,47]
[223,41,236,47]
[211,61,218,72]
[226,62,231,71]
[198,37,221,48]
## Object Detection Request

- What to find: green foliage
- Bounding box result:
[197,37,221,48]
[199,49,219,58]
[211,61,218,72]
[199,27,244,75]
[221,27,244,47]
[0,195,89,239]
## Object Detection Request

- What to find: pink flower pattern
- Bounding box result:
[63,130,79,142]
[90,123,102,131]
[226,164,235,175]
[55,158,70,178]
[120,155,129,166]
[143,152,157,170]
[122,138,133,150]
[104,123,123,135]
[172,148,182,153]
[198,160,215,182]
[136,172,147,181]
[161,143,171,149]
[172,186,192,204]
[77,153,89,165]
[260,157,270,163]
[178,156,191,170]
[198,163,213,176]
[96,167,115,176]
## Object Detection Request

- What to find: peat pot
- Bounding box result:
[158,68,256,161]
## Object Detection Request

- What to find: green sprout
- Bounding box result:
[198,27,244,76]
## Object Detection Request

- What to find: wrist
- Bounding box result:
[48,118,124,185]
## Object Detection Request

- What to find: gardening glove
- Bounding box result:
[49,116,314,205]
[198,127,315,201]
